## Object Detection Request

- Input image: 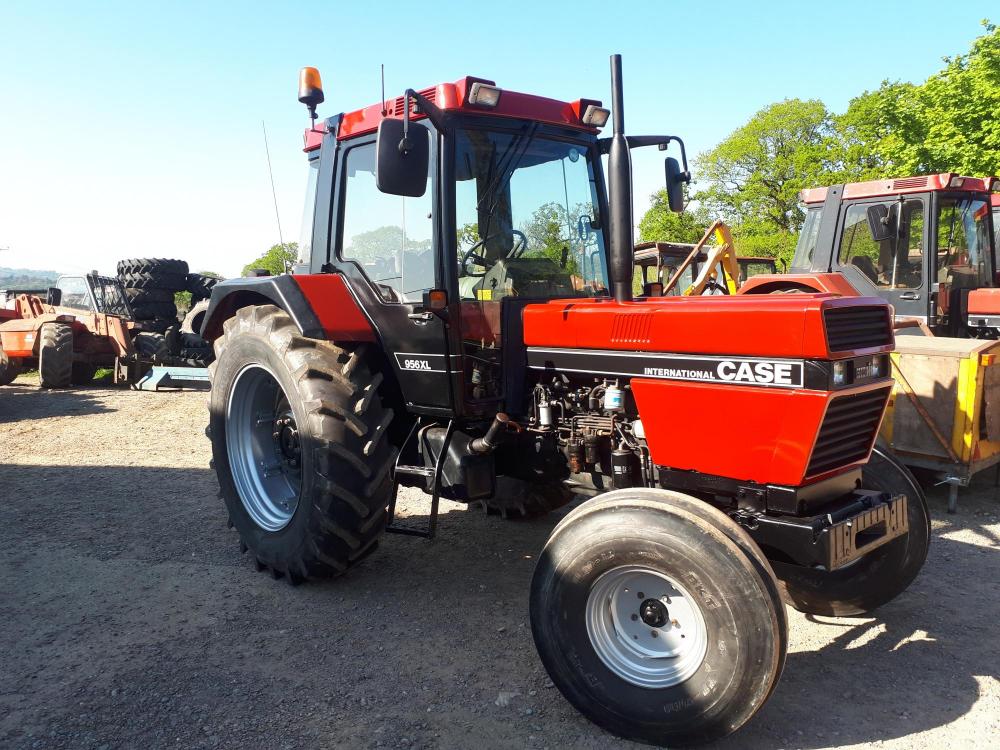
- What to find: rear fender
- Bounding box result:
[200,274,375,343]
[739,272,861,297]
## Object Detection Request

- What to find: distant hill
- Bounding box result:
[0,266,58,290]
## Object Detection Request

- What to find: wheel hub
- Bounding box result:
[273,412,300,468]
[585,565,709,689]
[225,365,302,532]
[639,598,668,628]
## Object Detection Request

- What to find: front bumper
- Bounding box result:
[739,490,909,571]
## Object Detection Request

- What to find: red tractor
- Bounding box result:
[741,173,1000,336]
[200,57,927,745]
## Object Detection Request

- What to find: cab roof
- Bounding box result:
[801,173,997,204]
[304,76,602,151]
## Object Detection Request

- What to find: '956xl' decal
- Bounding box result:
[526,348,805,389]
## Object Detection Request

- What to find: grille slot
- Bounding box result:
[807,388,889,476]
[610,313,652,345]
[824,305,892,352]
[892,176,928,189]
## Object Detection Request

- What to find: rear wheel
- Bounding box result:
[531,489,786,746]
[208,304,395,581]
[39,322,73,388]
[774,446,930,616]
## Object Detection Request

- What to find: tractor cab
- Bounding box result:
[280,72,689,417]
[752,174,1000,336]
[53,273,134,319]
[633,241,705,295]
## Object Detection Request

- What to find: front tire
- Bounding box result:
[38,322,73,388]
[0,350,22,386]
[208,305,395,581]
[530,489,786,746]
[774,446,930,616]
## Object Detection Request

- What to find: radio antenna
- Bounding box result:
[380,63,387,117]
[261,120,289,273]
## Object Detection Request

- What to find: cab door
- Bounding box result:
[837,197,928,320]
[332,133,457,415]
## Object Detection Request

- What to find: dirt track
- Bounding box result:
[1,376,999,749]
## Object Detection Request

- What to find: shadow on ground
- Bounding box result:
[1,460,997,749]
[0,383,117,423]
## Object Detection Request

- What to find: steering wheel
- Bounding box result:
[461,230,529,277]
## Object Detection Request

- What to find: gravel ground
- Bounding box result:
[1,376,998,750]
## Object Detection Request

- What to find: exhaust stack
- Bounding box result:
[607,53,634,303]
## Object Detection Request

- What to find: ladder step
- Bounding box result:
[394,464,435,478]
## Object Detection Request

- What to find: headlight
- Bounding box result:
[833,361,848,386]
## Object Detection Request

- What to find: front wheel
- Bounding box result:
[774,446,930,616]
[530,489,786,746]
[208,305,396,582]
[38,322,74,388]
[0,350,22,386]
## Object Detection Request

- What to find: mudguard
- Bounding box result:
[200,274,375,342]
[738,272,862,297]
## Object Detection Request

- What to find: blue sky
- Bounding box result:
[0,1,994,277]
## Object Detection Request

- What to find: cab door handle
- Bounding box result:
[899,292,920,300]
[407,311,434,322]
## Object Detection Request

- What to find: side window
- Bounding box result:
[340,140,434,303]
[840,201,923,289]
[57,277,94,310]
[294,158,320,274]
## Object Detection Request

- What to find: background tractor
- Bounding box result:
[200,57,927,745]
[740,176,1000,509]
[0,272,168,387]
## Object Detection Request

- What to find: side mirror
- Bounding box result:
[665,157,684,213]
[46,287,62,306]
[866,204,894,242]
[376,118,429,197]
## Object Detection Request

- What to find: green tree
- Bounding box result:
[243,242,297,277]
[695,98,841,234]
[836,21,1000,176]
[638,189,711,243]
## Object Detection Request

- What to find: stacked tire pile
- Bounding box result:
[117,258,218,367]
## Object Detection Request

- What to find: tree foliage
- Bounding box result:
[639,21,1000,266]
[638,190,711,244]
[242,242,298,277]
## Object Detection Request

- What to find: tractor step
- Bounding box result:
[385,420,455,539]
[393,464,435,478]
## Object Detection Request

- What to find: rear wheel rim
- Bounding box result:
[226,364,302,531]
[585,565,709,688]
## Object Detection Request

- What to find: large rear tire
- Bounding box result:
[530,489,786,746]
[774,446,930,616]
[208,305,395,581]
[39,322,74,389]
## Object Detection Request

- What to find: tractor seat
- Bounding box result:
[850,256,879,284]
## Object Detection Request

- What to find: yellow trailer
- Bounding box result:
[881,336,1000,511]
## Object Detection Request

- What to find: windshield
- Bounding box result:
[791,207,822,271]
[454,127,608,300]
[936,196,990,289]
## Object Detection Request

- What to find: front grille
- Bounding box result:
[807,387,889,476]
[823,305,892,352]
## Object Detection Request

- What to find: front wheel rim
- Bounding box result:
[226,364,302,531]
[585,565,709,689]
